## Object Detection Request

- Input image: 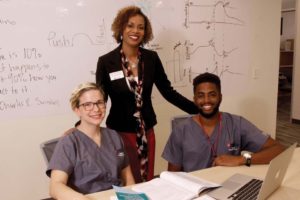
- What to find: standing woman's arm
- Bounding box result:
[96,57,109,101]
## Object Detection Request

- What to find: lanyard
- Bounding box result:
[199,113,222,158]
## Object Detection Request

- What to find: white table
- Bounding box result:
[87,148,300,200]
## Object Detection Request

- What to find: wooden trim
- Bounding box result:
[291,118,300,124]
[281,8,296,13]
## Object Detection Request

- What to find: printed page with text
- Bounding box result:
[132,171,220,200]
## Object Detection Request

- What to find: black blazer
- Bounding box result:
[96,45,198,132]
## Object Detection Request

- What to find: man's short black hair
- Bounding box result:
[193,72,221,93]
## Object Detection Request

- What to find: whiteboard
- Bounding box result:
[0,1,282,199]
[0,0,250,119]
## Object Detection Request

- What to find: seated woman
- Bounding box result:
[46,82,135,200]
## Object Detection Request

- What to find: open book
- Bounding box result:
[112,185,148,200]
[132,171,220,200]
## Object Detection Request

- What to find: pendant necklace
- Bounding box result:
[126,58,139,69]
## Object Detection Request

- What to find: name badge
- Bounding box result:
[109,70,124,81]
[227,142,239,152]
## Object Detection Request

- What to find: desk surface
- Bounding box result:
[87,148,300,200]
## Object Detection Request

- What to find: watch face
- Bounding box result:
[242,151,252,158]
[244,153,252,159]
[242,152,252,167]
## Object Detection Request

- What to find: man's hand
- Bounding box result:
[212,154,245,167]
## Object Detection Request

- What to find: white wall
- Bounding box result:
[292,0,300,120]
[0,0,282,199]
[282,0,296,10]
[0,114,77,199]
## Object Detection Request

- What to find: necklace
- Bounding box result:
[126,58,139,69]
[198,113,222,158]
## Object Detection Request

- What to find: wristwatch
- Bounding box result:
[242,152,252,167]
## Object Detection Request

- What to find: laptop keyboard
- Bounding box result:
[228,178,263,200]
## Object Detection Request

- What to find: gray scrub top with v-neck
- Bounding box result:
[162,112,268,172]
[46,127,129,194]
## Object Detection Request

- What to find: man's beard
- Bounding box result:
[198,103,220,119]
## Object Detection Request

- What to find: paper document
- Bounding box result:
[132,171,220,200]
[194,194,216,200]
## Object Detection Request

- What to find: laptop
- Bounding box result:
[207,143,297,200]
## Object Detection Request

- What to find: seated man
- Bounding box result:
[162,72,284,172]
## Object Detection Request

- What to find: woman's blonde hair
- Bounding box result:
[111,5,153,45]
[69,82,105,110]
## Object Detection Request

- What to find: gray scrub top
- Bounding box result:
[46,127,129,194]
[162,112,268,172]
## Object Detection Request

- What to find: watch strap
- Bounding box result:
[245,157,251,167]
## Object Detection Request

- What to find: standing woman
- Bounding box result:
[96,6,198,183]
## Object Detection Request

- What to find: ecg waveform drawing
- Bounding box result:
[166,48,185,86]
[188,38,237,58]
[184,0,245,29]
[163,0,247,87]
[166,40,243,86]
[186,38,242,77]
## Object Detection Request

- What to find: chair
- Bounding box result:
[40,138,60,200]
[40,137,60,165]
[171,114,194,130]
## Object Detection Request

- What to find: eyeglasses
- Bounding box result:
[78,100,106,111]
